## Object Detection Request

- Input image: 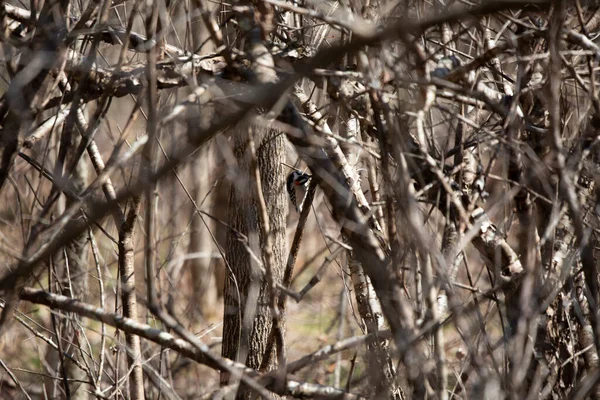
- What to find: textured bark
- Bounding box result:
[349,252,403,399]
[333,94,401,399]
[222,122,287,398]
[61,140,90,400]
[118,201,145,400]
[221,2,286,397]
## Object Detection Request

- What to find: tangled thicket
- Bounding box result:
[2,0,600,399]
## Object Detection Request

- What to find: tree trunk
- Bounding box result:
[118,201,145,400]
[222,122,287,398]
[187,145,220,318]
[184,0,223,320]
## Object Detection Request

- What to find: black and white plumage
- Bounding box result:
[286,170,311,213]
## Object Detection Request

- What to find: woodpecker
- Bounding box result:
[287,170,311,213]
